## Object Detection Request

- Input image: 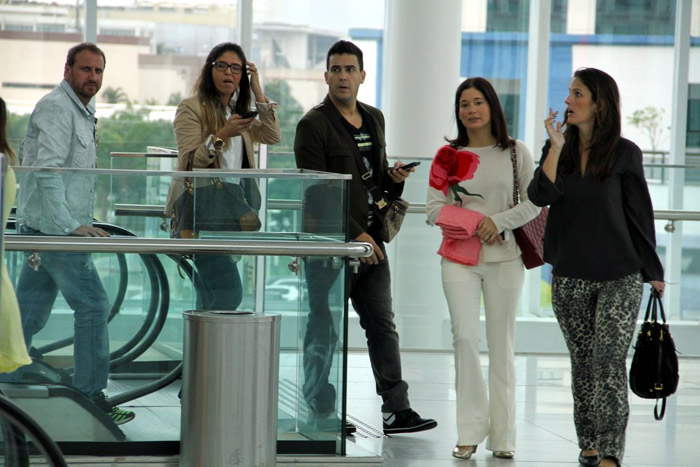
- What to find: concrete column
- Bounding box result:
[237,0,253,54]
[381,0,462,341]
[382,0,463,159]
[566,0,596,34]
[522,0,551,317]
[462,0,488,33]
[84,0,97,44]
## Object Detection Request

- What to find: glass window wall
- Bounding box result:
[1,4,700,461]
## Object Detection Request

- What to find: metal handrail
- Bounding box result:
[12,165,352,180]
[654,210,700,222]
[405,204,700,220]
[113,202,700,222]
[4,235,372,257]
[114,199,305,218]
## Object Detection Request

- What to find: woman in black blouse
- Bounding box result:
[528,68,665,467]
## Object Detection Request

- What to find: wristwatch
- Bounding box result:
[213,136,225,150]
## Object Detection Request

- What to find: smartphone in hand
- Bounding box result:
[241,110,259,119]
[396,161,421,171]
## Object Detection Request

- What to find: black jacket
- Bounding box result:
[294,95,404,240]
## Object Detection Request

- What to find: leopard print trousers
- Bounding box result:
[552,271,643,464]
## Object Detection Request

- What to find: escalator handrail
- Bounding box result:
[92,223,165,366]
[5,235,373,257]
[0,393,68,467]
[108,253,170,372]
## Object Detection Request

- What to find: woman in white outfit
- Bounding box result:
[426,77,540,460]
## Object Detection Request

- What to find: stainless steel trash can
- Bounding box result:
[180,311,280,467]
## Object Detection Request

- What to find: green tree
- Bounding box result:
[102,86,130,104]
[167,92,184,106]
[263,79,305,155]
[7,112,30,152]
[7,109,176,233]
[95,108,176,226]
[627,106,667,151]
[261,80,307,241]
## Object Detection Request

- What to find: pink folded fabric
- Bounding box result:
[435,205,485,266]
[436,204,484,234]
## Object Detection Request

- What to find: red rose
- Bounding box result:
[449,150,480,186]
[429,145,456,194]
[429,146,481,199]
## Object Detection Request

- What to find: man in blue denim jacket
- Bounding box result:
[10,43,134,425]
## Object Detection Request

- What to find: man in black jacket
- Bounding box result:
[294,40,437,435]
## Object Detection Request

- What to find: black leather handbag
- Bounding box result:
[629,288,679,420]
[171,177,261,239]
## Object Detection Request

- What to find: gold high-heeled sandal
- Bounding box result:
[452,445,477,459]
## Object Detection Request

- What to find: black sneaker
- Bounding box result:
[382,409,437,434]
[306,383,336,419]
[91,392,136,426]
[345,421,356,436]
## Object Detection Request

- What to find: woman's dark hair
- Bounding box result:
[559,67,621,181]
[446,77,509,149]
[0,97,17,166]
[194,42,251,136]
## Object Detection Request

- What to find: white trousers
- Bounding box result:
[441,257,524,451]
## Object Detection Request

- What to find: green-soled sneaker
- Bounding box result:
[91,392,136,425]
[108,405,135,425]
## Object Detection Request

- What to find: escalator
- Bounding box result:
[1,221,181,447]
[2,217,370,458]
[0,388,67,467]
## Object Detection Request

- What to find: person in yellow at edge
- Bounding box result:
[0,96,31,374]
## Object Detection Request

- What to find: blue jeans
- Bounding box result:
[2,241,111,398]
[304,245,409,413]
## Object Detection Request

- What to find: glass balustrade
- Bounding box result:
[0,165,354,456]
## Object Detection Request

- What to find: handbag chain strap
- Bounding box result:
[316,103,389,210]
[508,139,520,206]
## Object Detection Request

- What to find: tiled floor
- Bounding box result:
[344,351,700,466]
[22,351,700,466]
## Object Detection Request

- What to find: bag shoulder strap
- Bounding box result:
[508,139,520,206]
[315,103,388,210]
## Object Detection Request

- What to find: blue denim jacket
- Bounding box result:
[16,80,98,235]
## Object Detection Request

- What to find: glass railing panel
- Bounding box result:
[362,154,700,354]
[0,166,352,455]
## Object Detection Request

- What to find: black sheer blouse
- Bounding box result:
[527,138,663,282]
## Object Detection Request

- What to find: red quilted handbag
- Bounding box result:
[509,140,548,269]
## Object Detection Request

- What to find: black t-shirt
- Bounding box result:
[341,117,376,224]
